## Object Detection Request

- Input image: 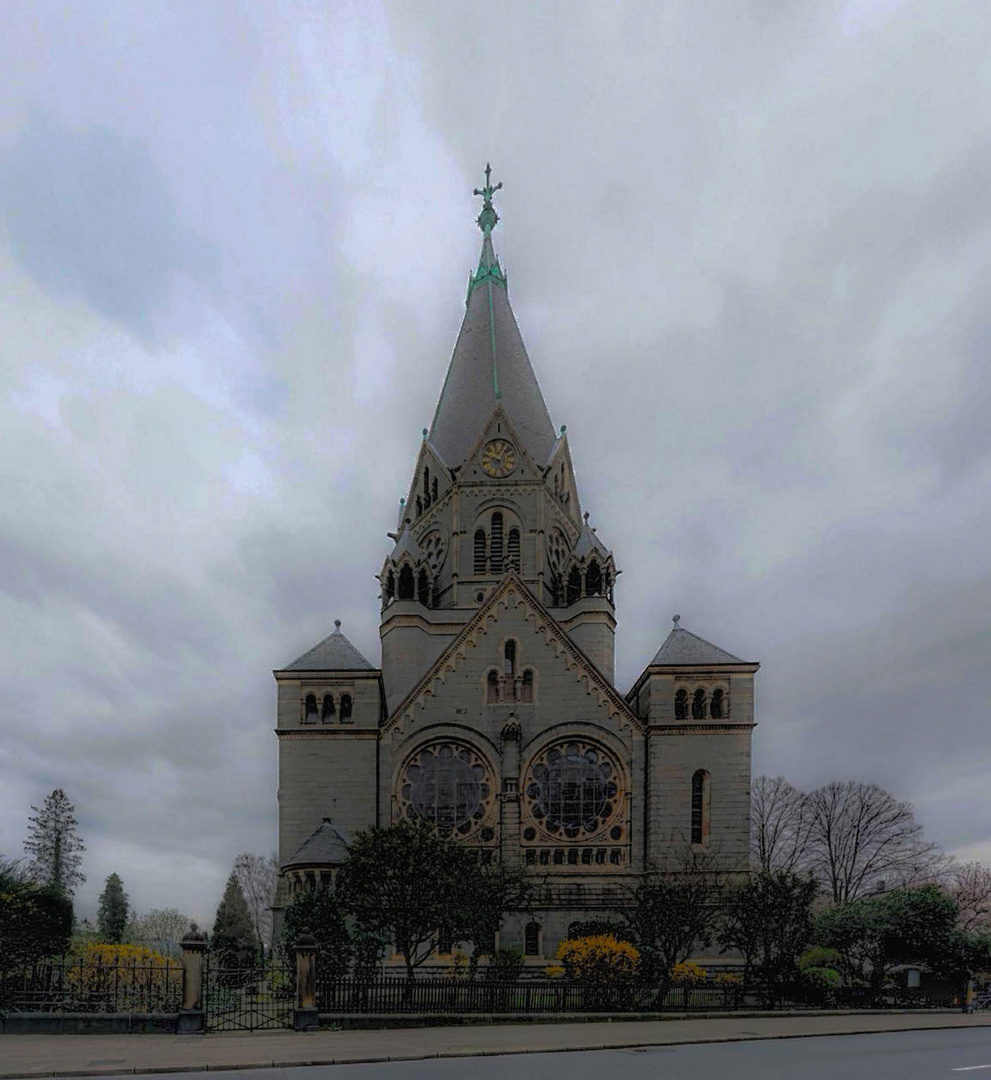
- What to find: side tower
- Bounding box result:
[626,616,759,873]
[271,622,385,936]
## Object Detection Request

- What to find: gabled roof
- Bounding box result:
[385,570,641,733]
[283,819,351,870]
[282,621,376,672]
[388,526,423,565]
[573,520,611,561]
[427,195,556,469]
[649,623,747,667]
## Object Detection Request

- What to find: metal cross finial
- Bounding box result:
[473,163,503,236]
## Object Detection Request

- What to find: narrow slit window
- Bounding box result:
[521,669,534,703]
[321,694,335,722]
[398,565,415,600]
[504,640,516,676]
[417,569,430,606]
[303,694,317,723]
[586,560,602,596]
[524,922,540,956]
[691,769,710,845]
[339,694,353,722]
[566,567,581,605]
[692,688,707,720]
[386,570,395,602]
[486,670,499,703]
[710,689,725,719]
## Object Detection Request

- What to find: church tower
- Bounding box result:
[273,167,758,960]
[378,165,618,711]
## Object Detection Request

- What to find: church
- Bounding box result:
[272,168,758,961]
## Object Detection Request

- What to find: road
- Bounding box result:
[47,1027,991,1080]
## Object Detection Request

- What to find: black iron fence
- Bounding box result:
[0,957,182,1014]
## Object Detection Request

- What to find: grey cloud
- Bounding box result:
[0,113,215,339]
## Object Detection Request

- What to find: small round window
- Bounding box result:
[398,742,495,840]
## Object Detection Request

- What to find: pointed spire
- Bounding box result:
[429,167,556,468]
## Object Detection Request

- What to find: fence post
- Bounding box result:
[294,932,319,1031]
[177,924,208,1034]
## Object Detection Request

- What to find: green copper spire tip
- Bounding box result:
[473,162,502,237]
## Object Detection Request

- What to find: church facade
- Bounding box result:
[272,170,758,961]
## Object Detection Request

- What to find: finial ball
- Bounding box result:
[673,614,681,628]
[334,619,342,631]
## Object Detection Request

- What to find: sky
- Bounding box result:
[1,0,989,927]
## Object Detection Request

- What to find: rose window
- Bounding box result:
[398,742,495,840]
[524,740,623,841]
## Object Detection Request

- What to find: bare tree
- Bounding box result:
[805,781,943,903]
[751,776,812,873]
[233,852,278,956]
[127,908,189,957]
[948,862,991,933]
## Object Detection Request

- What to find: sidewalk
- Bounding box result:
[2,1011,991,1078]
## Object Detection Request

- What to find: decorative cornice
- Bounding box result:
[276,728,380,739]
[384,572,643,735]
[273,668,381,681]
[646,723,756,735]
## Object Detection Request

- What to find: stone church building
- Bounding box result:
[272,170,758,960]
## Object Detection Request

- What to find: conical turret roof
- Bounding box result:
[428,167,556,468]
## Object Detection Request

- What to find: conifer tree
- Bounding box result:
[24,789,86,896]
[97,872,129,943]
[212,872,256,969]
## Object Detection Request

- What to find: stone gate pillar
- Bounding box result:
[177,924,207,1034]
[294,932,319,1031]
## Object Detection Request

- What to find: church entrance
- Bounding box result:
[202,957,295,1031]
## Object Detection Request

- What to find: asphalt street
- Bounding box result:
[47,1027,991,1080]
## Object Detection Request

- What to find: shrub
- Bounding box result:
[64,943,180,1010]
[544,964,565,979]
[556,935,639,984]
[670,960,707,986]
[484,946,524,982]
[713,972,742,987]
[281,887,352,979]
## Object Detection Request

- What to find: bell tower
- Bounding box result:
[379,167,618,712]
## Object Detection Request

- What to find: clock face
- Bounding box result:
[481,439,517,478]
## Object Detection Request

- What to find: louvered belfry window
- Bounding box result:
[490,513,504,573]
[474,529,487,573]
[507,528,520,570]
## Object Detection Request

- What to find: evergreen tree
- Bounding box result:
[212,872,256,969]
[24,789,86,896]
[97,872,129,943]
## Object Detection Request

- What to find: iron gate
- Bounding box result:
[203,959,294,1031]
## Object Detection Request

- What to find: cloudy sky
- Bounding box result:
[2,0,989,926]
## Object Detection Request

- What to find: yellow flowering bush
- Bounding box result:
[670,961,707,986]
[712,972,742,987]
[544,964,565,979]
[555,935,640,984]
[65,942,181,1010]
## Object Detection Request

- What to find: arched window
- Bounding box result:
[710,689,725,719]
[675,689,689,720]
[524,922,541,956]
[303,694,317,723]
[474,529,487,573]
[385,570,395,602]
[321,694,335,722]
[417,569,430,606]
[398,565,415,600]
[416,496,423,516]
[490,512,504,573]
[521,669,534,703]
[507,528,520,570]
[340,694,353,722]
[586,560,602,596]
[566,566,582,605]
[504,640,516,676]
[486,670,500,703]
[692,688,707,720]
[691,769,710,845]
